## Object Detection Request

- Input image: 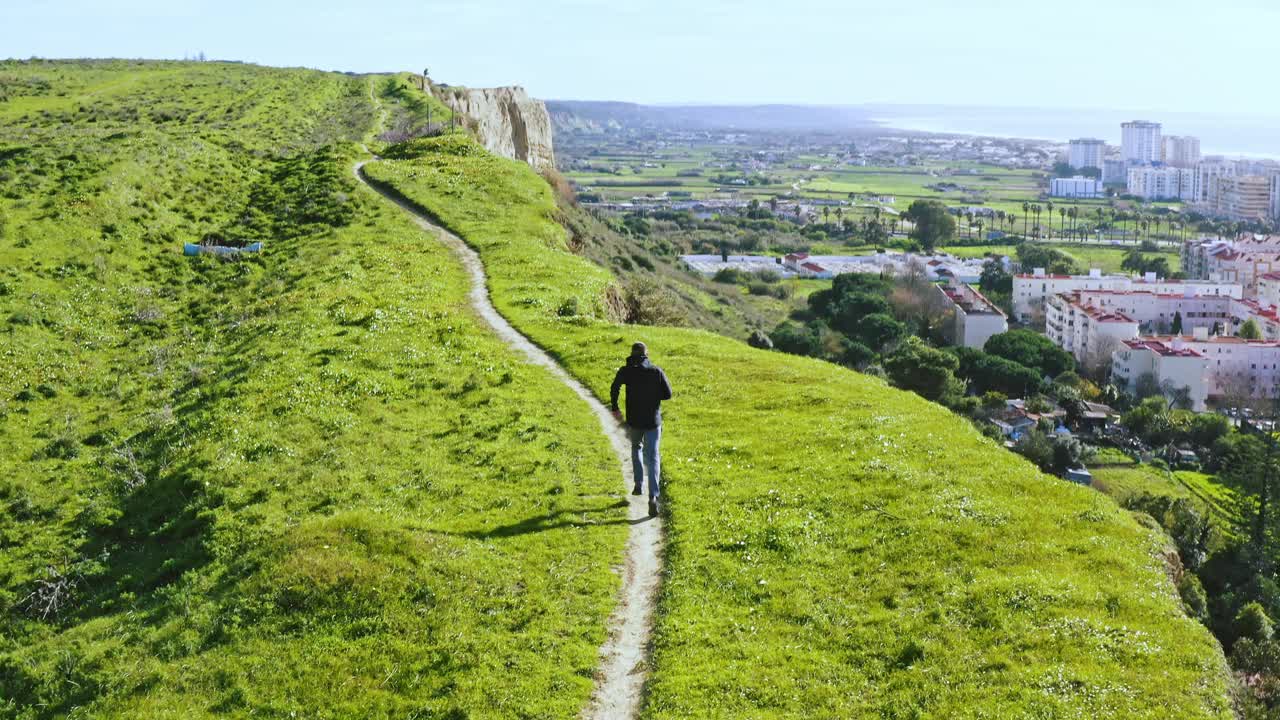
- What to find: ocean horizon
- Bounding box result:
[865,104,1280,160]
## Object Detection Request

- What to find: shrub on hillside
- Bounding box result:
[622,278,686,326]
[380,133,482,160]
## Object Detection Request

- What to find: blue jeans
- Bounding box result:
[628,426,661,499]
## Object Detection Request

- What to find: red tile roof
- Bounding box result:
[1122,339,1203,358]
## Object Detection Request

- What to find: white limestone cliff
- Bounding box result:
[438,85,556,171]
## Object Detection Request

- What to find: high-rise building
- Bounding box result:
[1068,138,1105,171]
[1191,161,1238,205]
[1127,166,1193,200]
[1102,158,1128,185]
[1121,120,1163,164]
[1163,135,1201,168]
[1216,176,1273,221]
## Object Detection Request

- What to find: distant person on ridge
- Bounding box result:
[610,342,673,517]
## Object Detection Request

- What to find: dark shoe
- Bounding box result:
[648,498,658,517]
[631,485,643,496]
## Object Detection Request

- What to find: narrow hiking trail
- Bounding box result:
[352,134,662,717]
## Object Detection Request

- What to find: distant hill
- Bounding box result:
[548,99,878,134]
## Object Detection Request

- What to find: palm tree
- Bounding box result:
[1032,204,1043,239]
[1140,218,1150,243]
[1045,201,1055,239]
[1022,201,1030,237]
[1059,207,1067,240]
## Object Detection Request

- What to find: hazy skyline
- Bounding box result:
[5,0,1280,116]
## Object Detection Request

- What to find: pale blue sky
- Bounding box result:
[4,0,1278,113]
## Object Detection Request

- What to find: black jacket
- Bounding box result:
[610,357,673,430]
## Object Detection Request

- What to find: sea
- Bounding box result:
[864,104,1280,159]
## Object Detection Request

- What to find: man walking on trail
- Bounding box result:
[610,342,673,518]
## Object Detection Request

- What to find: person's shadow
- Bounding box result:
[451,499,651,540]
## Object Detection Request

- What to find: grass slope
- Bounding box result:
[365,137,1234,718]
[1,60,624,718]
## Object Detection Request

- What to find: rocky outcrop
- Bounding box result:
[438,85,555,171]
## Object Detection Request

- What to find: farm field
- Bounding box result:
[1089,457,1240,531]
[367,135,1233,718]
[564,143,1193,247]
[0,60,626,718]
[941,243,1183,274]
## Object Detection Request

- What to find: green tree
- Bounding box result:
[1186,412,1231,450]
[1017,242,1080,275]
[1240,319,1264,340]
[1235,603,1275,644]
[984,329,1075,377]
[1172,311,1184,335]
[951,347,1042,397]
[864,220,888,246]
[771,321,822,357]
[1219,432,1279,562]
[979,259,1012,295]
[854,313,909,353]
[904,200,955,253]
[884,337,963,403]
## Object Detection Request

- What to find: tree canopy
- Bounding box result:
[984,329,1075,378]
[904,200,955,253]
[885,336,963,403]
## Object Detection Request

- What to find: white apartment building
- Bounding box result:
[1068,138,1106,171]
[1112,337,1212,410]
[1215,175,1274,221]
[1113,332,1280,411]
[1163,136,1201,168]
[1127,166,1193,200]
[1013,267,1242,322]
[1050,176,1104,198]
[1044,288,1277,365]
[1121,121,1162,164]
[1190,161,1238,205]
[1045,295,1140,368]
[1182,236,1280,296]
[1057,288,1233,334]
[934,282,1008,349]
[1259,272,1280,308]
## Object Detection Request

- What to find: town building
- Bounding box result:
[1259,272,1280,308]
[1044,286,1280,369]
[1102,159,1128,185]
[1113,331,1280,411]
[933,281,1008,349]
[1182,236,1280,296]
[1190,161,1238,205]
[1127,165,1193,200]
[1068,138,1106,171]
[1045,294,1139,368]
[1163,135,1201,168]
[1050,176,1104,198]
[1013,267,1242,322]
[1112,337,1212,411]
[1121,120,1163,164]
[1215,175,1274,222]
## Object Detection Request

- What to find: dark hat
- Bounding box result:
[630,341,648,358]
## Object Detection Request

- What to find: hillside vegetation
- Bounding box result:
[365,135,1234,718]
[0,60,626,718]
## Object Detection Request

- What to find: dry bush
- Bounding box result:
[541,168,578,207]
[22,564,79,620]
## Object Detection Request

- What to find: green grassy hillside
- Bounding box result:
[0,60,625,718]
[365,137,1234,718]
